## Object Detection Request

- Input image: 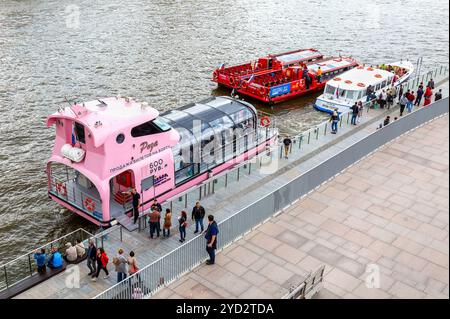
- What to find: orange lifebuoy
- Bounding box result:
[84,197,96,212]
[56,182,67,197]
[357,82,366,87]
[229,77,235,86]
[242,80,249,89]
[367,67,374,71]
[286,69,291,77]
[345,80,352,84]
[374,74,382,78]
[260,116,271,127]
[333,77,342,81]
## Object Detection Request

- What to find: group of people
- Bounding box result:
[398,79,442,116]
[33,239,86,274]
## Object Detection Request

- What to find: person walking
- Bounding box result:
[351,102,359,125]
[329,109,339,134]
[204,215,219,265]
[127,251,139,278]
[34,248,47,274]
[406,90,415,113]
[178,211,188,243]
[113,248,128,283]
[399,93,408,116]
[163,208,172,238]
[423,86,433,106]
[91,248,109,281]
[386,90,394,110]
[86,239,97,276]
[415,85,424,106]
[123,188,141,224]
[148,208,161,239]
[282,136,292,159]
[191,202,206,234]
[435,89,443,101]
[398,84,404,104]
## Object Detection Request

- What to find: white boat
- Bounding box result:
[314,60,414,114]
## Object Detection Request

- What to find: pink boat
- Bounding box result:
[46,96,277,227]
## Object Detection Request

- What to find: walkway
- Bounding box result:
[14,78,449,299]
[152,113,449,299]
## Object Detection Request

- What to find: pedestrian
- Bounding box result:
[86,239,97,276]
[415,85,424,106]
[191,201,206,234]
[435,89,443,101]
[127,251,139,276]
[163,208,172,238]
[398,84,404,104]
[47,247,63,269]
[351,102,359,125]
[113,248,128,283]
[383,116,390,126]
[75,239,86,258]
[399,93,408,116]
[178,211,188,243]
[387,91,394,109]
[317,66,323,83]
[427,78,435,89]
[282,136,292,159]
[366,85,374,102]
[357,101,364,123]
[406,90,415,113]
[379,90,387,109]
[34,248,47,274]
[91,248,109,281]
[423,86,433,106]
[329,109,339,134]
[151,199,162,233]
[389,86,397,102]
[123,188,140,224]
[204,215,219,265]
[148,208,161,239]
[63,242,77,262]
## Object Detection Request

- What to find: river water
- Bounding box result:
[0,0,448,264]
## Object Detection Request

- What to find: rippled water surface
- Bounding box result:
[0,0,448,263]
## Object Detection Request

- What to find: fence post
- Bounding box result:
[237,167,240,181]
[184,194,188,208]
[28,254,33,277]
[248,162,252,174]
[120,226,123,242]
[315,127,319,140]
[4,266,8,288]
[199,187,202,200]
[324,123,327,135]
[346,113,350,124]
[307,131,311,144]
[299,135,302,149]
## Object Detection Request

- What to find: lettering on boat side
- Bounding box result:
[109,145,171,173]
[140,141,158,153]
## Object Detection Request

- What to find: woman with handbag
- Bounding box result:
[178,211,188,243]
[127,251,141,282]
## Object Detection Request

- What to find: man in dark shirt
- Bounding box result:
[204,215,219,265]
[351,102,359,125]
[435,89,443,101]
[151,199,162,232]
[192,202,206,234]
[123,188,141,224]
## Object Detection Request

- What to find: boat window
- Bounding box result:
[346,90,358,100]
[375,83,381,91]
[338,89,346,98]
[74,122,86,144]
[153,117,172,132]
[325,85,336,95]
[131,121,163,137]
[381,80,387,88]
[358,90,364,100]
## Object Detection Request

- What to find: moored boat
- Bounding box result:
[314,60,414,114]
[46,96,277,227]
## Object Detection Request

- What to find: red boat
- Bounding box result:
[212,49,324,89]
[213,51,359,104]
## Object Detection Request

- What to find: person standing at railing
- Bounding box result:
[113,248,128,283]
[178,211,188,243]
[435,89,443,101]
[282,136,292,159]
[423,86,433,106]
[415,84,424,106]
[34,248,47,274]
[163,208,172,238]
[399,93,408,116]
[86,240,97,276]
[329,110,339,134]
[148,209,161,239]
[204,215,219,265]
[427,78,435,90]
[91,248,109,282]
[192,201,206,234]
[351,102,359,125]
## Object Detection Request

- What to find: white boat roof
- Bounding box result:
[307,57,356,73]
[275,49,321,63]
[326,66,395,90]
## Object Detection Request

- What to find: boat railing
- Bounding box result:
[49,176,103,219]
[0,228,94,293]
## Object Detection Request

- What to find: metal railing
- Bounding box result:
[94,95,448,299]
[0,228,94,292]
